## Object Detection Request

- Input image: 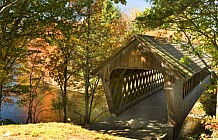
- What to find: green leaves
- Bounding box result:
[137,0,218,72]
[112,0,127,5]
[179,56,191,65]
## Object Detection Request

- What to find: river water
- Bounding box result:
[0,93,62,124]
[0,97,27,123]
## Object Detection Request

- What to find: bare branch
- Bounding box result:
[0,0,20,14]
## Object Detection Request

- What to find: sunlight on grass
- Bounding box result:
[0,122,127,139]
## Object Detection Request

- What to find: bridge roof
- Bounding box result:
[92,34,209,79]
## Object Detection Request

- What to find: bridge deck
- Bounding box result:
[90,90,173,139]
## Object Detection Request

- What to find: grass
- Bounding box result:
[0,122,128,140]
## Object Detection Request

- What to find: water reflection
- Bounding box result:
[0,84,109,125]
[0,94,61,124]
[0,97,26,123]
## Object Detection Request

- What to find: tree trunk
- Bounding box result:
[63,61,68,123]
[84,61,90,125]
[0,84,3,111]
[26,95,33,123]
[58,97,62,122]
[26,105,32,123]
[26,75,33,124]
[84,0,91,126]
[88,78,99,123]
[216,88,218,119]
[84,41,90,125]
[214,76,218,119]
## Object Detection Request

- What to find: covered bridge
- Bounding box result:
[92,34,211,138]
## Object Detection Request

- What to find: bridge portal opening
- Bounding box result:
[110,68,164,115]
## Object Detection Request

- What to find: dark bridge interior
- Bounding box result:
[110,68,164,114]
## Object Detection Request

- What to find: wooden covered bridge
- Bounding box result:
[91,34,211,139]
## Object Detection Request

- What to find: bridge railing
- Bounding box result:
[182,68,210,99]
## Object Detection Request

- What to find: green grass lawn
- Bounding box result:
[0,122,127,140]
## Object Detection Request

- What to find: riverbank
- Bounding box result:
[179,94,207,139]
[0,122,128,139]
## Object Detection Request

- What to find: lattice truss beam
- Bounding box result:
[110,69,164,114]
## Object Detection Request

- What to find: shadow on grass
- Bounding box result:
[90,118,173,139]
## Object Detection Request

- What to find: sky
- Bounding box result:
[116,0,152,12]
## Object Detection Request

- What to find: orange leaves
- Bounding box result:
[201,116,218,138]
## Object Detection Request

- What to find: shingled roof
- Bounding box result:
[92,34,209,79]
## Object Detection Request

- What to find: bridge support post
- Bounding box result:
[164,81,176,126]
[102,79,116,115]
[164,80,182,139]
[164,81,177,139]
[100,68,117,116]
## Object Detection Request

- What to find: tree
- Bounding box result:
[0,0,73,110]
[44,1,88,123]
[45,34,78,123]
[78,0,128,125]
[44,0,128,125]
[17,38,50,124]
[0,0,29,109]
